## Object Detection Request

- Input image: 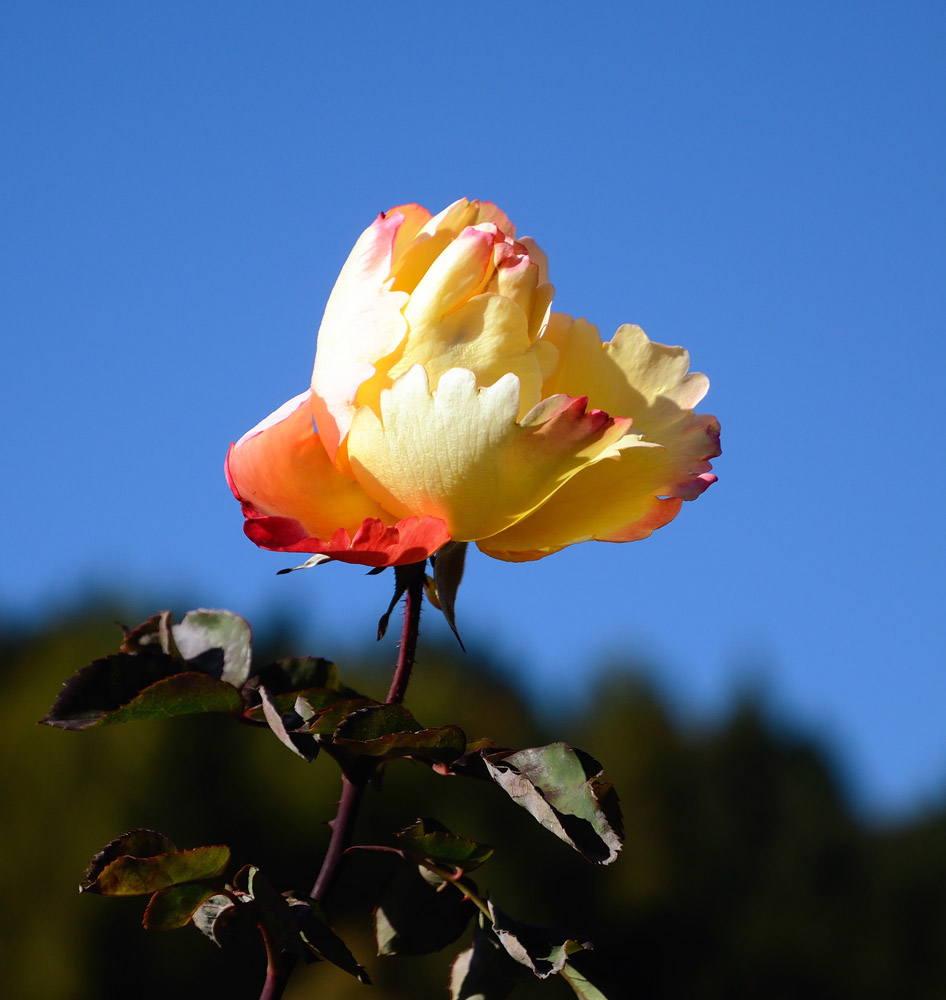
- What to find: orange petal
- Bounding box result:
[227,390,390,538]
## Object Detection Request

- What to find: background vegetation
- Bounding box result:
[4,600,946,999]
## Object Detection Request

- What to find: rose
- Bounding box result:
[226,199,720,568]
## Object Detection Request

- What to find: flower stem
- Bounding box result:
[309,768,366,902]
[258,561,427,1000]
[385,562,426,705]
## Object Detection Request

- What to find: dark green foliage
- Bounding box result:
[7,604,946,998]
[395,818,494,871]
[373,860,475,956]
[450,921,528,1000]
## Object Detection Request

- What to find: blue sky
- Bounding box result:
[3,2,944,818]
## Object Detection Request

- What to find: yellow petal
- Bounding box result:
[541,316,711,439]
[476,441,689,561]
[346,365,633,542]
[481,316,721,560]
[360,228,554,420]
[389,198,514,295]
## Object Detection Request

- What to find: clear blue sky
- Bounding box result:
[3,2,944,818]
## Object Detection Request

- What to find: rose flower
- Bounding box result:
[226,199,720,568]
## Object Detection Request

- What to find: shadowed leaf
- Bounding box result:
[374,863,473,956]
[428,541,467,648]
[230,868,370,982]
[82,829,175,889]
[450,920,525,1000]
[42,652,183,729]
[299,696,378,735]
[120,611,178,656]
[488,901,590,979]
[483,744,623,864]
[333,704,466,761]
[296,899,371,982]
[560,961,611,999]
[395,818,493,871]
[41,608,256,729]
[192,893,242,946]
[171,609,252,687]
[105,672,243,725]
[252,657,339,695]
[259,685,319,762]
[233,866,302,955]
[84,845,230,896]
[143,881,223,930]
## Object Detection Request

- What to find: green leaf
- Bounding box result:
[120,611,178,656]
[375,862,473,956]
[102,671,244,725]
[300,696,378,735]
[41,608,255,729]
[487,901,590,979]
[428,541,468,648]
[143,881,223,930]
[171,609,253,687]
[297,900,371,983]
[233,865,303,956]
[333,705,466,761]
[449,921,524,1000]
[84,844,230,896]
[483,744,623,864]
[395,818,493,871]
[245,684,351,725]
[229,868,370,982]
[560,961,611,1000]
[253,656,339,695]
[82,829,176,889]
[42,652,184,729]
[258,685,319,761]
[192,893,241,946]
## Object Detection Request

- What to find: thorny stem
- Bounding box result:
[258,561,427,1000]
[385,563,426,704]
[310,769,366,902]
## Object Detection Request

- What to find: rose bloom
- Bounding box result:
[226,199,720,568]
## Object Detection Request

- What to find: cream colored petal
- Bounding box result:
[310,211,412,460]
[346,366,632,542]
[387,292,546,419]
